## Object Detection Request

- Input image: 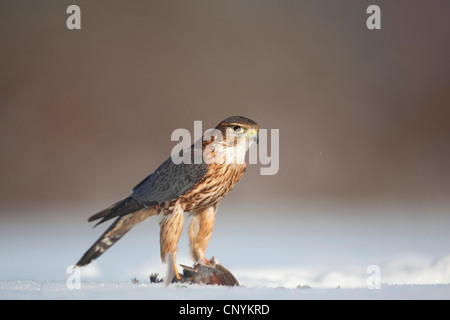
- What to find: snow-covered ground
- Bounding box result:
[1,202,450,299]
[1,280,450,300]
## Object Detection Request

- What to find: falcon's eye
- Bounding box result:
[232,125,244,133]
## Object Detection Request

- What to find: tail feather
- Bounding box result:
[76,216,128,267]
[76,207,157,267]
[88,196,144,227]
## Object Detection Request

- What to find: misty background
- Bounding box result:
[0,1,449,288]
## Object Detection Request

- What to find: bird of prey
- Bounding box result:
[76,116,258,282]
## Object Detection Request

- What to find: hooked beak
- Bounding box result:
[246,128,259,144]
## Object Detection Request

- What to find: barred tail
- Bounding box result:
[76,207,157,267]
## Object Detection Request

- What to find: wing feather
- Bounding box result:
[132,151,208,206]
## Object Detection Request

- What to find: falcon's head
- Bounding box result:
[203,116,258,165]
[215,116,258,147]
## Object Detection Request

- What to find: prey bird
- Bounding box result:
[76,116,258,282]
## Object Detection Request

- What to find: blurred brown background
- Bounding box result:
[1,0,449,212]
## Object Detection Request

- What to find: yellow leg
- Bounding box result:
[174,263,181,280]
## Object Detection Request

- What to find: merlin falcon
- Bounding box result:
[76,116,258,282]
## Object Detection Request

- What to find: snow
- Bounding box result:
[1,280,449,300]
[1,202,450,299]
